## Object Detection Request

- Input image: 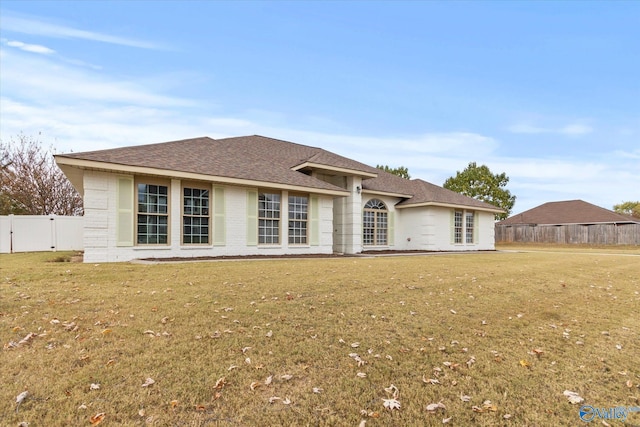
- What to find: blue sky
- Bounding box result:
[1,1,638,214]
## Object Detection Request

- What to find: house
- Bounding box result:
[55,135,504,263]
[495,200,640,245]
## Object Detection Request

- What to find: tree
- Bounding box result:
[0,134,83,216]
[376,165,411,179]
[443,161,515,220]
[613,201,640,218]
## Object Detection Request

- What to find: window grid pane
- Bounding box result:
[465,212,474,244]
[183,188,210,244]
[259,193,280,244]
[288,195,308,244]
[363,199,388,246]
[454,211,463,244]
[137,184,169,244]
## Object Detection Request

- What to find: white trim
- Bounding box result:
[396,201,503,214]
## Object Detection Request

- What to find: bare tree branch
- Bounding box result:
[0,134,83,216]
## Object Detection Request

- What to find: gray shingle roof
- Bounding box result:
[363,169,504,211]
[57,135,379,193]
[57,134,503,211]
[497,200,639,225]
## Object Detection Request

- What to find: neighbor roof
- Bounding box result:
[497,200,638,225]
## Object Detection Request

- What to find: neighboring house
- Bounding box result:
[495,200,640,245]
[55,135,504,263]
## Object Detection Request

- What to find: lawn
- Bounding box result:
[1,247,639,426]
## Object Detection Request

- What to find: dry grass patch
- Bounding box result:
[1,250,639,426]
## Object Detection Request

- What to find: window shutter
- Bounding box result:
[213,187,226,246]
[450,210,455,244]
[116,176,134,246]
[310,196,319,246]
[388,211,395,246]
[246,190,258,246]
[473,211,479,244]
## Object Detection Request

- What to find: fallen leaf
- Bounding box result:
[141,378,155,388]
[450,309,457,314]
[264,375,273,386]
[101,329,112,335]
[443,417,452,424]
[16,391,28,404]
[519,359,531,369]
[90,383,100,390]
[269,396,281,404]
[250,381,260,391]
[426,402,446,412]
[282,397,292,405]
[214,377,227,389]
[359,420,367,427]
[357,372,367,378]
[265,330,273,338]
[384,384,399,397]
[90,413,106,425]
[281,374,293,380]
[563,390,584,404]
[312,387,323,394]
[383,398,401,410]
[138,409,145,417]
[170,400,178,408]
[460,394,471,402]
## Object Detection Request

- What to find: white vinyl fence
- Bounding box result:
[0,215,84,253]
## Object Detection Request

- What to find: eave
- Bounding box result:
[395,201,505,214]
[292,162,378,178]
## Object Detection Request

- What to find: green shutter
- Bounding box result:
[388,211,395,246]
[246,190,258,246]
[213,187,226,246]
[310,196,319,246]
[116,176,134,246]
[449,210,454,244]
[473,211,479,244]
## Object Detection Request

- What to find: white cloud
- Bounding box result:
[508,121,593,136]
[5,40,55,54]
[0,12,162,49]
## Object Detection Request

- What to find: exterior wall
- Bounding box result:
[81,172,335,263]
[375,205,496,252]
[331,176,362,254]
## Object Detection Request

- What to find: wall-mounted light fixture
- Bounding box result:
[356,186,361,194]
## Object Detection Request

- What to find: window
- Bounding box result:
[137,183,169,244]
[454,210,463,244]
[183,187,210,244]
[363,199,388,246]
[259,192,280,244]
[465,212,475,244]
[289,195,308,244]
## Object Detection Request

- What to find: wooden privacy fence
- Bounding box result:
[0,215,84,253]
[495,223,640,245]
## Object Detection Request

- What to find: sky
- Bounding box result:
[1,1,638,215]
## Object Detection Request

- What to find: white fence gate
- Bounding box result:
[0,215,84,253]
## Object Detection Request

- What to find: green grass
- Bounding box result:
[1,249,639,426]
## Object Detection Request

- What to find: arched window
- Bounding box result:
[363,199,388,246]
